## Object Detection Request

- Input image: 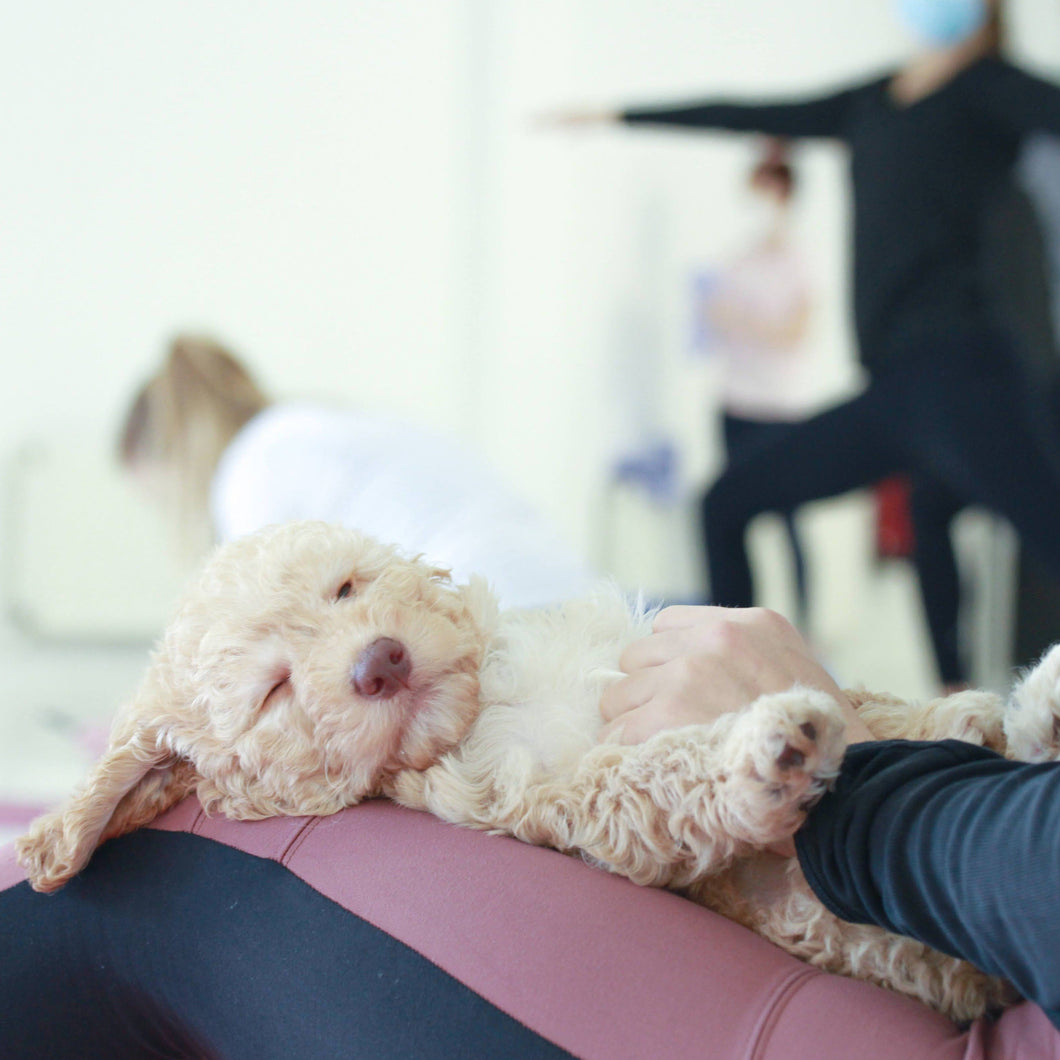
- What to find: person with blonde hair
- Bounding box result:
[120,335,270,556]
[119,335,594,609]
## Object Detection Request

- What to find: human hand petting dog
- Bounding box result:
[600,605,875,747]
[599,606,873,859]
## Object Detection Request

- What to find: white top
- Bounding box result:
[211,404,595,609]
[709,241,816,420]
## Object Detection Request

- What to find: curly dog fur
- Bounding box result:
[18,521,1060,1021]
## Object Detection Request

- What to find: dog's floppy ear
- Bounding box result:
[15,722,198,894]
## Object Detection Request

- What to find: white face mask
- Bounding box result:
[894,0,989,47]
[744,198,786,240]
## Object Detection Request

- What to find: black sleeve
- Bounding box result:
[795,739,1060,1028]
[971,59,1060,138]
[620,83,864,140]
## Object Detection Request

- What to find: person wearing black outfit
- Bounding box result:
[547,0,1060,664]
[706,139,817,629]
[599,601,1060,1030]
[911,176,1060,691]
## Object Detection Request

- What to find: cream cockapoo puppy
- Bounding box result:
[18,521,1060,1021]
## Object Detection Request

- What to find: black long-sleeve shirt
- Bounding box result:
[795,739,1060,1028]
[623,58,1060,374]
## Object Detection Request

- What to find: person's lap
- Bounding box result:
[0,829,575,1060]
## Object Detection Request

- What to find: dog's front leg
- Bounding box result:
[514,688,846,889]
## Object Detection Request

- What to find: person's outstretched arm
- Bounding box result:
[619,83,862,139]
[795,737,1060,1028]
[538,81,864,140]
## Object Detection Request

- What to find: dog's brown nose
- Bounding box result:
[352,637,412,699]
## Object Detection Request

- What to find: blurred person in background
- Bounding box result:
[697,137,817,628]
[119,335,594,609]
[546,0,1060,678]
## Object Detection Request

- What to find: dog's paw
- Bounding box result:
[14,812,81,893]
[1006,643,1060,762]
[722,688,846,845]
[742,687,847,797]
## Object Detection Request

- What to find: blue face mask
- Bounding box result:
[894,0,989,47]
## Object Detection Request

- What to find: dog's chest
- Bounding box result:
[459,592,652,783]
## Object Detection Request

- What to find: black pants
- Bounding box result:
[703,336,1060,625]
[722,413,809,625]
[910,374,1060,687]
[908,475,968,685]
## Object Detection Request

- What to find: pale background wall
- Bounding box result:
[1,0,1059,806]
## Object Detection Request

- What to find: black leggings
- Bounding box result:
[909,476,968,685]
[911,374,1060,685]
[703,337,1060,624]
[721,413,809,624]
[0,831,573,1059]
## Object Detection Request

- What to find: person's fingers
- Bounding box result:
[619,612,765,675]
[653,606,806,663]
[599,669,656,723]
[603,682,726,743]
[639,608,774,671]
[600,704,674,746]
[652,604,723,632]
[602,603,866,748]
[616,626,692,673]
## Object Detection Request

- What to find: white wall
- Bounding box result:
[0,1,487,715]
[2,1,1059,706]
[477,0,884,554]
[0,1,475,446]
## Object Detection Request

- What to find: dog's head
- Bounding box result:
[17,521,496,891]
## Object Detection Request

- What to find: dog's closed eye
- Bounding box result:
[261,673,291,710]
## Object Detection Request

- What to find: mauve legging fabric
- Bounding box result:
[4,796,1059,1058]
[0,829,572,1059]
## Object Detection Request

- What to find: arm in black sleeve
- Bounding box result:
[971,58,1060,138]
[795,739,1060,1028]
[620,83,863,140]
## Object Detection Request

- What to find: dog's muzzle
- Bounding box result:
[352,637,412,699]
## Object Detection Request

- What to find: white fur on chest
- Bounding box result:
[420,586,654,825]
